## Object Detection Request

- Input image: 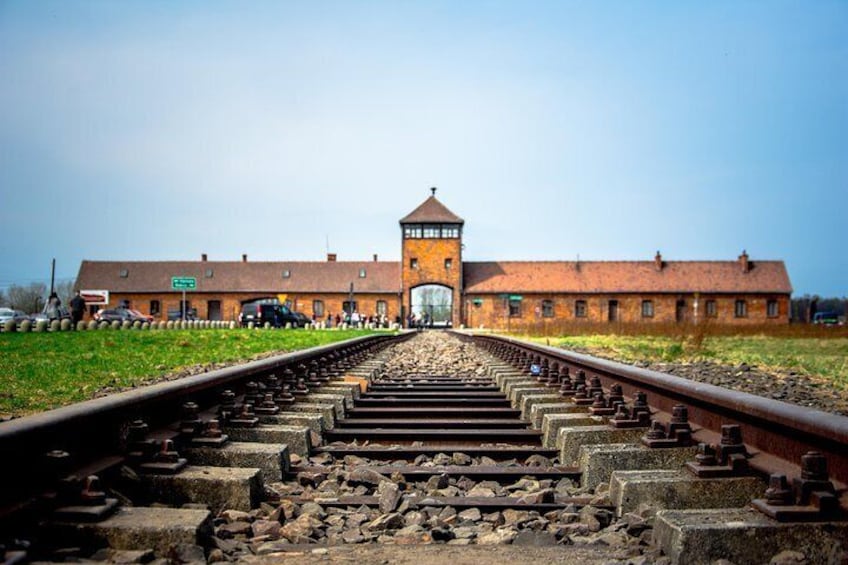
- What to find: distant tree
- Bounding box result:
[8,282,47,313]
[55,279,76,307]
[0,289,8,307]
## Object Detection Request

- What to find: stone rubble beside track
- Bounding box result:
[561,346,848,417]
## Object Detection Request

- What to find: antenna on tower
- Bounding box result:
[430,186,437,196]
[325,234,329,254]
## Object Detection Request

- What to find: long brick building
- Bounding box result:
[76,191,792,328]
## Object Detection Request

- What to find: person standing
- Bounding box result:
[70,291,86,325]
[45,292,61,321]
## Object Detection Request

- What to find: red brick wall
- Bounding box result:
[102,292,400,322]
[462,293,790,329]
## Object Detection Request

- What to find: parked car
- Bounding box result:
[95,307,150,323]
[293,312,312,328]
[167,308,198,321]
[812,311,841,326]
[239,302,301,328]
[128,309,154,323]
[30,307,71,324]
[0,308,29,326]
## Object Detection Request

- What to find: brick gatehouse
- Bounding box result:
[76,190,792,328]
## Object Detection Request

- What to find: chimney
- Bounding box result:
[201,253,208,262]
[739,250,750,273]
[373,254,378,262]
[327,253,337,262]
[654,251,664,271]
[242,254,248,263]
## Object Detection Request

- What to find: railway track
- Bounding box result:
[0,331,845,564]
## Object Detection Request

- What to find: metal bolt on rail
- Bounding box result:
[255,393,281,416]
[610,392,653,429]
[752,451,845,522]
[641,404,694,448]
[685,424,752,478]
[53,474,119,522]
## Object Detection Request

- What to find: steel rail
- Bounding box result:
[468,333,848,493]
[0,332,408,495]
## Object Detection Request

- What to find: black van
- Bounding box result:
[239,302,301,328]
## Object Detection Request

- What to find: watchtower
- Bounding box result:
[399,188,464,327]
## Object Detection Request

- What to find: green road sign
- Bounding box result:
[509,295,523,301]
[172,277,197,290]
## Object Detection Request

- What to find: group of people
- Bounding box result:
[407,311,432,329]
[321,311,393,328]
[42,290,87,324]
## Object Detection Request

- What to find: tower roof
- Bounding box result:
[399,191,464,224]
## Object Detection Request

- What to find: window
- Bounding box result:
[508,299,522,317]
[119,269,129,278]
[342,300,357,315]
[575,300,587,318]
[376,300,387,317]
[542,300,554,318]
[735,299,747,318]
[641,300,654,318]
[204,269,213,278]
[705,299,717,318]
[150,300,161,316]
[282,269,291,278]
[423,224,441,238]
[444,258,453,269]
[313,300,324,317]
[359,268,366,278]
[410,258,418,269]
[403,224,423,238]
[767,299,779,318]
[441,225,460,238]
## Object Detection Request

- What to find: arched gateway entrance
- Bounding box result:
[410,284,453,327]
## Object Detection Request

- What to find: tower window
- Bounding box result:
[441,225,460,238]
[444,258,452,269]
[403,224,423,238]
[423,224,440,238]
[410,258,418,269]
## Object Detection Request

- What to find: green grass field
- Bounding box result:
[0,329,376,417]
[523,334,848,389]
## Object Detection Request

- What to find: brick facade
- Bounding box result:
[76,193,792,328]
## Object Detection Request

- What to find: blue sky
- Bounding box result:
[1,1,845,297]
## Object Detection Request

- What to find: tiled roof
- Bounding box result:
[462,260,792,294]
[399,196,464,224]
[76,260,401,294]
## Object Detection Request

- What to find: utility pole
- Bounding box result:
[50,258,56,295]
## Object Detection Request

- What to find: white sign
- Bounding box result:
[80,289,109,305]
